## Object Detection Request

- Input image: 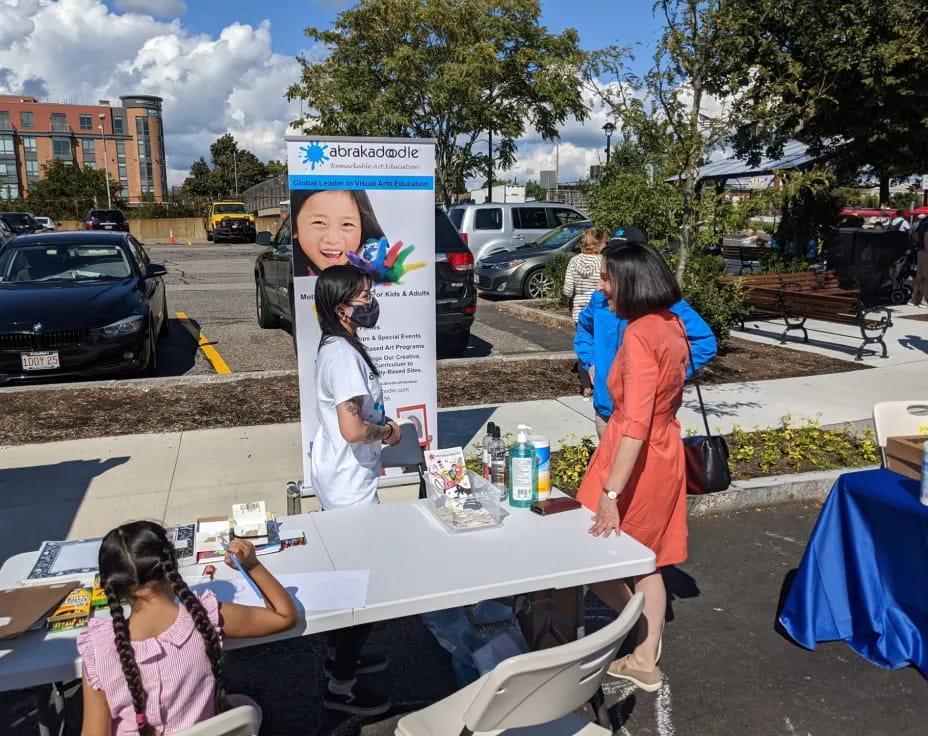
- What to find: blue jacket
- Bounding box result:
[574,292,718,419]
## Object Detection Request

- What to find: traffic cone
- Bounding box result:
[169,229,176,245]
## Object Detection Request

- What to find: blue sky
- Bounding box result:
[0,1,665,188]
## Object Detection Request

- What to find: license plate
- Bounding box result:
[104,225,113,230]
[22,351,60,371]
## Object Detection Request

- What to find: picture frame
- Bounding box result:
[396,403,430,448]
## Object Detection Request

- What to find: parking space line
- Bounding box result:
[175,311,232,375]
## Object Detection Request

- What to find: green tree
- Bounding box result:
[286,0,587,203]
[266,160,288,177]
[181,157,213,198]
[525,180,546,201]
[584,1,732,283]
[26,159,121,220]
[717,0,928,204]
[180,135,269,199]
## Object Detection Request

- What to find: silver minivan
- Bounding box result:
[447,202,588,260]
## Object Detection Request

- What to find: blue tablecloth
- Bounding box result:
[779,469,928,673]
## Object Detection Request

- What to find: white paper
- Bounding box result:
[232,501,267,538]
[190,571,370,611]
[48,541,101,574]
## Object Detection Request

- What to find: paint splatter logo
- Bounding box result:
[300,142,329,170]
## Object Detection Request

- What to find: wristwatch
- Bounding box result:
[604,489,619,500]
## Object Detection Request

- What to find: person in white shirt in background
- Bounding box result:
[890,209,911,233]
[310,264,402,717]
[563,228,607,399]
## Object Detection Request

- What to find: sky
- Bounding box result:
[0,0,664,191]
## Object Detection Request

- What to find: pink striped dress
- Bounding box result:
[77,591,222,735]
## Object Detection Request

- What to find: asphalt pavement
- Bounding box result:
[5,503,925,735]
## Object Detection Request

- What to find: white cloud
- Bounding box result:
[115,0,186,17]
[0,0,301,188]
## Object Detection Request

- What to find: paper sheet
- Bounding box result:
[48,541,101,574]
[191,570,370,611]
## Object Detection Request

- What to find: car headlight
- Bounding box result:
[500,259,526,269]
[99,315,146,337]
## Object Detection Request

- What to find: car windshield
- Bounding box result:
[2,213,37,232]
[447,208,465,229]
[215,204,247,214]
[0,244,132,283]
[534,222,590,249]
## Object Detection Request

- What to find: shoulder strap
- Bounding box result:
[676,316,713,436]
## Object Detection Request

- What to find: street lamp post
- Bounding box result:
[602,122,616,165]
[98,114,112,209]
[233,148,239,195]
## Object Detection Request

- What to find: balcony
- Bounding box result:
[50,122,70,133]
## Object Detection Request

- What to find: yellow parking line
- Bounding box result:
[175,311,232,374]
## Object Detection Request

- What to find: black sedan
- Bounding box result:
[0,232,168,382]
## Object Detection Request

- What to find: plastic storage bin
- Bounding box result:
[428,470,504,533]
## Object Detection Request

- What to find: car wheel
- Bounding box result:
[256,280,281,329]
[206,231,213,242]
[889,287,909,305]
[523,268,555,300]
[440,329,470,357]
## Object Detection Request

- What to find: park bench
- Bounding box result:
[720,270,892,360]
[719,242,761,274]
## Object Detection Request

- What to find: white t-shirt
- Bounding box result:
[310,337,386,510]
[891,216,911,232]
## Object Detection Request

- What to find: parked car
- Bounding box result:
[0,231,167,382]
[32,216,58,231]
[475,220,594,299]
[85,209,130,232]
[204,200,256,243]
[447,202,588,261]
[254,206,476,355]
[0,217,14,247]
[0,212,43,235]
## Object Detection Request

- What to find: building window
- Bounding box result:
[0,162,10,176]
[21,136,36,153]
[19,111,34,128]
[0,112,9,131]
[118,163,127,179]
[82,138,95,154]
[50,113,68,132]
[135,116,149,135]
[0,135,13,154]
[121,186,130,199]
[0,183,19,199]
[52,137,72,159]
[25,160,39,178]
[113,116,124,134]
[79,114,93,130]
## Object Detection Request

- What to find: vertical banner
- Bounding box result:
[286,136,438,486]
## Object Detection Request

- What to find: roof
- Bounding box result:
[667,140,815,184]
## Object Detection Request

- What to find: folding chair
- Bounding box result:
[171,705,259,736]
[381,421,428,499]
[396,593,645,736]
[872,401,928,465]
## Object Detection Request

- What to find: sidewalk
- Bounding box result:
[4,304,928,561]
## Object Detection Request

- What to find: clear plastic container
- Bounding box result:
[428,470,505,533]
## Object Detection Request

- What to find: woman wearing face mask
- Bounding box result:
[311,264,402,716]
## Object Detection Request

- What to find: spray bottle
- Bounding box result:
[489,425,507,501]
[508,424,537,508]
[481,422,496,480]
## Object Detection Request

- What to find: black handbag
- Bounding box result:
[680,325,731,494]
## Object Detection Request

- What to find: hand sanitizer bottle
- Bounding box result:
[508,424,537,508]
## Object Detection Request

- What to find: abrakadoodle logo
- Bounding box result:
[300,141,330,170]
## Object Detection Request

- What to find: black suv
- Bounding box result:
[85,209,129,232]
[0,212,42,235]
[254,206,476,355]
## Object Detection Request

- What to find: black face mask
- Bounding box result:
[349,296,380,328]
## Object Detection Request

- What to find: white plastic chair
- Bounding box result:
[395,593,645,736]
[171,706,259,736]
[872,401,928,465]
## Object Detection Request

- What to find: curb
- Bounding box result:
[686,466,878,518]
[0,369,299,393]
[495,300,575,331]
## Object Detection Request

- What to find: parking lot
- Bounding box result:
[147,242,574,378]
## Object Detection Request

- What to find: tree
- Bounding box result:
[584,1,732,282]
[525,180,546,201]
[266,160,288,177]
[181,157,213,198]
[716,0,928,204]
[286,0,587,203]
[180,135,269,199]
[26,159,121,220]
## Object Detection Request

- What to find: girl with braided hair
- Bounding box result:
[77,521,298,735]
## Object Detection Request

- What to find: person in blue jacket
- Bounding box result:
[575,230,718,437]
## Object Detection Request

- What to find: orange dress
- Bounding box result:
[577,311,689,567]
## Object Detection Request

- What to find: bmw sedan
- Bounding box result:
[0,232,168,383]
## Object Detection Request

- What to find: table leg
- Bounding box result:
[575,585,586,639]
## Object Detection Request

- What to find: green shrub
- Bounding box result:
[550,437,596,494]
[545,254,572,306]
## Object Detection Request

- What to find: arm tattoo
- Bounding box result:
[363,422,390,443]
[345,397,363,417]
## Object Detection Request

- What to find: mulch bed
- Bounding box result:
[0,339,865,446]
[898,313,928,321]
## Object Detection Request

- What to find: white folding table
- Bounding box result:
[1,499,656,735]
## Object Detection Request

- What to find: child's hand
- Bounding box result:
[224,539,259,571]
[347,237,426,285]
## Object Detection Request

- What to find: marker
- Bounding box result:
[220,542,264,601]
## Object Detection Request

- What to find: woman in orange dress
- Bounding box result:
[577,241,690,693]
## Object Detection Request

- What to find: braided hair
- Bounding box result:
[99,521,227,733]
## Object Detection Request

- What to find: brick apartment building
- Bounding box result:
[0,94,168,203]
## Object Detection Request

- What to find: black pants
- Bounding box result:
[326,624,373,680]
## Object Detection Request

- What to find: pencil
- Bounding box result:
[219,542,264,602]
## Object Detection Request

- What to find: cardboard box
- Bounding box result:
[886,435,926,481]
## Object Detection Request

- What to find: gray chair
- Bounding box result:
[170,705,259,736]
[380,421,428,498]
[395,593,645,736]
